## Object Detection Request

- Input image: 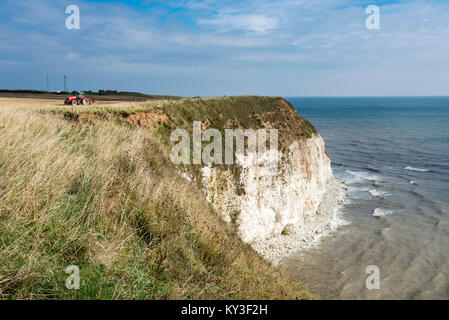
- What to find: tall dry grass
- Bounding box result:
[0,98,311,299]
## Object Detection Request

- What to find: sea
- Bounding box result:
[281,97,449,299]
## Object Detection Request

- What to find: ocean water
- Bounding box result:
[281,97,449,299]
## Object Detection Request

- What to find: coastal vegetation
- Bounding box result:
[0,96,313,299]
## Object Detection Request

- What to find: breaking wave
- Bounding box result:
[369,189,391,197]
[345,170,383,182]
[404,166,430,172]
[373,208,395,217]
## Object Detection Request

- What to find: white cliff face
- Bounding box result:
[201,134,333,244]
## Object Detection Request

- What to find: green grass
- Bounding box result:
[49,96,317,138]
[50,96,319,187]
[0,99,313,300]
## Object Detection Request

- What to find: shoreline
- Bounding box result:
[251,178,348,266]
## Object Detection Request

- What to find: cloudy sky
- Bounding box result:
[1,0,448,96]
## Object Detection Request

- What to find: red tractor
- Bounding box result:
[64,91,89,105]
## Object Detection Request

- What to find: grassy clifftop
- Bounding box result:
[0,96,313,299]
[50,96,318,145]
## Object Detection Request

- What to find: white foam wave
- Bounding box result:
[369,189,391,197]
[328,180,351,231]
[373,208,395,217]
[404,166,429,172]
[346,170,382,183]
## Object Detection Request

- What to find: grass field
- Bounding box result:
[0,96,312,300]
[0,90,182,102]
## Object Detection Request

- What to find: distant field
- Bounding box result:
[0,91,182,103]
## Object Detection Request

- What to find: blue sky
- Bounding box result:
[1,0,448,96]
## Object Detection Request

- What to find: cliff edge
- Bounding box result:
[154,97,338,263]
[54,96,341,266]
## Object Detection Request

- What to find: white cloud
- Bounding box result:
[1,0,449,96]
[199,13,279,33]
[65,53,80,61]
[0,59,19,65]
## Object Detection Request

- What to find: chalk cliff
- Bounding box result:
[58,95,338,264]
[173,97,335,247]
[201,133,333,243]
